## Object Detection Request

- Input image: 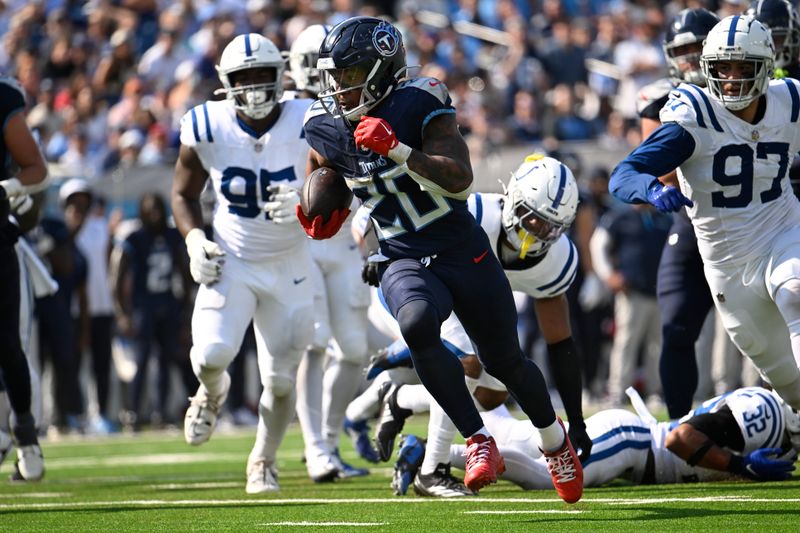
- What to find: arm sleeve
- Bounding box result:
[685,406,746,452]
[608,122,696,204]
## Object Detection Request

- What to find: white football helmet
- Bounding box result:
[501,154,579,259]
[216,34,285,119]
[288,24,331,96]
[700,15,775,111]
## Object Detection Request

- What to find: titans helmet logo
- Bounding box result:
[372,21,400,57]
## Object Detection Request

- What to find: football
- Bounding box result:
[300,166,353,221]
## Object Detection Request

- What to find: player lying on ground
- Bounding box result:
[391,384,798,492]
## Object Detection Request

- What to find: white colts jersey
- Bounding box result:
[468,193,579,298]
[179,98,313,261]
[661,80,800,266]
[652,387,787,483]
[440,193,579,361]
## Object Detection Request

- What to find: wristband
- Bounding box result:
[726,453,743,474]
[686,439,714,466]
[387,142,412,165]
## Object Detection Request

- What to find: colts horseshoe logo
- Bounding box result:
[372,21,400,57]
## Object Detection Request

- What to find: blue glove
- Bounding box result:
[365,339,413,380]
[646,182,693,213]
[735,447,796,481]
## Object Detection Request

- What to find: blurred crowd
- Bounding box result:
[2,0,769,435]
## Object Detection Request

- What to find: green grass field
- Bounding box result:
[2,417,799,532]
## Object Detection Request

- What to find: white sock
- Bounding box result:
[196,365,229,399]
[421,400,457,475]
[249,386,296,465]
[295,348,327,456]
[538,418,565,453]
[396,384,434,413]
[469,426,492,439]
[345,372,391,422]
[322,359,363,450]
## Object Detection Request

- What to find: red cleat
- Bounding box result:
[463,434,506,492]
[541,417,584,504]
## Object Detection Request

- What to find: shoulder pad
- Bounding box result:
[180,101,217,146]
[397,77,450,105]
[774,77,800,123]
[660,83,724,133]
[637,78,673,115]
[304,100,328,125]
[0,76,25,101]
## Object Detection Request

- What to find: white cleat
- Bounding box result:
[246,460,279,494]
[184,372,231,446]
[306,451,339,483]
[0,430,12,466]
[16,444,44,481]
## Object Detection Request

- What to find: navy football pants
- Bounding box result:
[379,225,556,437]
[657,211,714,418]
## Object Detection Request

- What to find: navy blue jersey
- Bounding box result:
[122,227,185,309]
[304,77,477,259]
[0,77,26,182]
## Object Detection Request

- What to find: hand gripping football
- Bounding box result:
[300,167,354,222]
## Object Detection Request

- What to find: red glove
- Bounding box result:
[296,205,351,240]
[354,116,398,156]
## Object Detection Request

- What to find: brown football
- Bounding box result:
[300,167,353,221]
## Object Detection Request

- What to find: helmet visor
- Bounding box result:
[318,62,373,119]
[516,204,565,244]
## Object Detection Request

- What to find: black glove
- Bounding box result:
[361,260,380,287]
[568,421,592,463]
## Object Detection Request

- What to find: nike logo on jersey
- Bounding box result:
[293,277,307,285]
[473,250,489,263]
[429,80,441,87]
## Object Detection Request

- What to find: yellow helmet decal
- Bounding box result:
[524,153,546,163]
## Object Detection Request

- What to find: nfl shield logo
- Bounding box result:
[372,21,400,57]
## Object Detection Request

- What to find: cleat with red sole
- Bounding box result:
[541,417,583,504]
[463,434,506,492]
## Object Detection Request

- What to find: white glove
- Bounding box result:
[185,228,226,286]
[578,272,610,311]
[9,194,33,215]
[263,183,300,225]
[0,178,24,198]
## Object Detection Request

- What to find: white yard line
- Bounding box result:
[0,495,799,511]
[258,522,386,527]
[464,510,585,514]
[0,492,72,499]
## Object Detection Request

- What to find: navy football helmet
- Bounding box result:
[317,17,407,120]
[663,8,720,86]
[748,0,800,68]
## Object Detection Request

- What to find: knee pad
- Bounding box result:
[267,374,295,398]
[396,300,441,352]
[190,342,236,371]
[331,330,368,365]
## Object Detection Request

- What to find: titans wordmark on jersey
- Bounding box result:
[661,79,800,266]
[651,387,786,483]
[179,98,313,262]
[303,77,476,259]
